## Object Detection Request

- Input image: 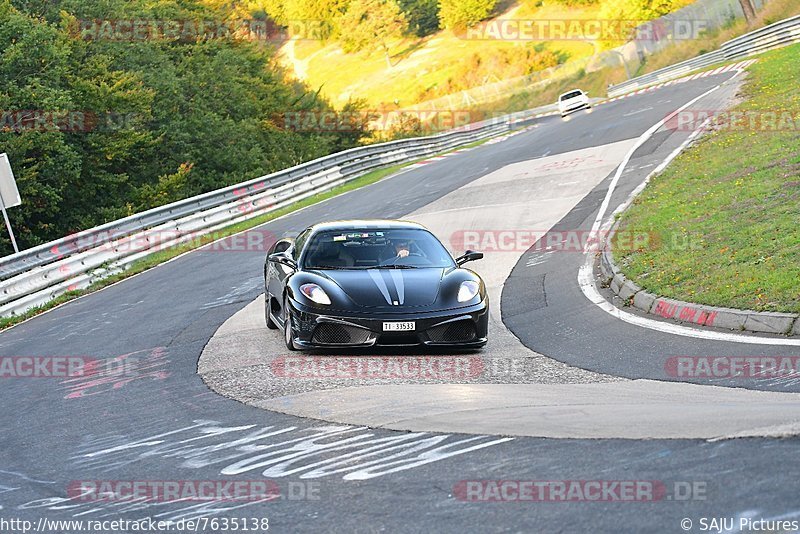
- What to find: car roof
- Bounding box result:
[559,89,584,97]
[305,219,429,233]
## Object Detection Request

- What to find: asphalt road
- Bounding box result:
[503,76,800,392]
[2,69,799,533]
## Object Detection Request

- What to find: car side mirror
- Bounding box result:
[269,251,297,270]
[269,237,294,255]
[456,250,483,265]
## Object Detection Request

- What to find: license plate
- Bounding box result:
[382,321,415,332]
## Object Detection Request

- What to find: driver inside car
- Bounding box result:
[392,238,411,258]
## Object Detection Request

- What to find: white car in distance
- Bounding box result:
[558,89,591,119]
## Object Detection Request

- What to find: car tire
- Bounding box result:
[265,294,278,329]
[283,296,297,351]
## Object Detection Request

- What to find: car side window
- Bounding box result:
[273,240,291,254]
[292,229,311,261]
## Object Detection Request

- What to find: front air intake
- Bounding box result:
[312,323,371,345]
[426,320,477,343]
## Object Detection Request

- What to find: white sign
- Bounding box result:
[0,153,21,208]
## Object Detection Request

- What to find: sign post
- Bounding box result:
[0,153,21,253]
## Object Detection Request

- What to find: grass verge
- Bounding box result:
[0,132,505,330]
[613,43,800,314]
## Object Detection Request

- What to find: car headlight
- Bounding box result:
[457,280,480,302]
[300,283,331,305]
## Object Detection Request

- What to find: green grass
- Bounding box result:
[613,43,800,313]
[0,130,507,331]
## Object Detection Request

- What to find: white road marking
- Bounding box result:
[622,106,653,117]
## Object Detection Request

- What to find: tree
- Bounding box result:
[546,0,598,5]
[339,0,407,68]
[738,0,756,24]
[597,0,680,22]
[596,0,687,48]
[246,0,288,25]
[438,0,497,31]
[397,0,439,37]
[0,0,367,255]
[283,0,350,39]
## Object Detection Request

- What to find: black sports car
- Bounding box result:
[264,220,488,350]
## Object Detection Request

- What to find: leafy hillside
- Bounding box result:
[0,0,366,255]
[268,0,693,108]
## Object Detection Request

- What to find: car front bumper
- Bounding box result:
[560,102,591,115]
[286,298,489,349]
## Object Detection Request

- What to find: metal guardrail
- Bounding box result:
[0,127,482,280]
[608,14,800,97]
[0,109,555,317]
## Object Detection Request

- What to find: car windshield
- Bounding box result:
[560,90,583,100]
[302,228,456,269]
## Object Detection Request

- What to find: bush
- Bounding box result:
[546,0,599,5]
[397,0,440,36]
[438,0,497,30]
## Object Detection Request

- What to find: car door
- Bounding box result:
[266,237,295,301]
[269,229,311,303]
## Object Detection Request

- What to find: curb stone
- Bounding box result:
[743,313,796,335]
[610,273,624,295]
[598,230,799,337]
[632,291,656,313]
[618,279,640,301]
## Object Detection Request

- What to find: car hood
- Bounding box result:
[314,268,446,308]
